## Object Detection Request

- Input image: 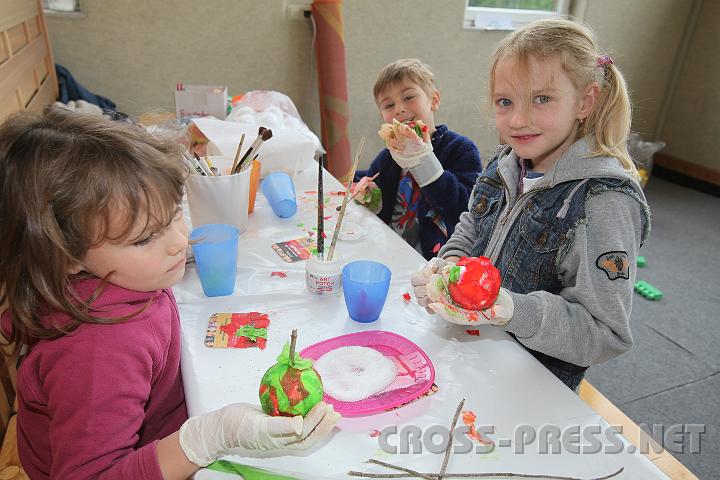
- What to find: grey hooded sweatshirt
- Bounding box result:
[439,138,650,367]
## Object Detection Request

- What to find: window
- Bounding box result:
[43,0,82,14]
[464,0,570,30]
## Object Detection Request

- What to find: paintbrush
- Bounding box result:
[204,155,219,176]
[327,137,365,261]
[230,133,245,174]
[184,152,206,176]
[336,171,380,211]
[181,153,201,175]
[236,128,272,174]
[317,155,326,260]
[233,127,266,174]
[193,153,212,176]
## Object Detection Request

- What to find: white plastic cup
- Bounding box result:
[306,256,343,295]
[186,156,251,233]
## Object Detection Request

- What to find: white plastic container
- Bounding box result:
[306,256,343,295]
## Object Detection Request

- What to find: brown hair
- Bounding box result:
[488,19,636,174]
[0,108,186,350]
[373,58,437,103]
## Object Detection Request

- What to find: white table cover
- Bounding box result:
[174,166,669,479]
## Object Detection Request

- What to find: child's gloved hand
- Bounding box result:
[179,402,340,466]
[425,265,514,326]
[385,122,433,169]
[351,176,382,213]
[411,257,453,311]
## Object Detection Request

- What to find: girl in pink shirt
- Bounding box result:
[0,108,339,479]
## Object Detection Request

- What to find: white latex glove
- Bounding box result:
[410,257,451,311]
[386,122,433,169]
[425,265,514,326]
[179,402,340,467]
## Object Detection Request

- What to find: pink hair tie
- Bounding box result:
[597,55,614,68]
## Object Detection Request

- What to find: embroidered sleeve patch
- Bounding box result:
[596,251,630,280]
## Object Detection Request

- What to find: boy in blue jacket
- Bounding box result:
[355,59,481,260]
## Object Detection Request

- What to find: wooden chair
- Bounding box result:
[0,0,58,124]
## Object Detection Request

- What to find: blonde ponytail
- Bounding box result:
[581,62,637,176]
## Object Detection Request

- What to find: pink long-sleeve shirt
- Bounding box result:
[4,278,188,479]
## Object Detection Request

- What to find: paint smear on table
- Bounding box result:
[270,271,287,278]
[466,329,480,336]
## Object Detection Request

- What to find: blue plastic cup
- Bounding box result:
[342,260,392,323]
[261,172,297,218]
[189,224,239,297]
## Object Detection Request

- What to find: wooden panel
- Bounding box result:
[26,74,55,113]
[35,55,47,83]
[18,69,37,107]
[654,152,720,187]
[0,92,21,121]
[0,0,37,33]
[0,32,8,65]
[579,381,698,480]
[6,24,27,55]
[27,17,40,39]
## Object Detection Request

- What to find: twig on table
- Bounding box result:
[347,467,625,479]
[438,398,465,480]
[366,459,435,480]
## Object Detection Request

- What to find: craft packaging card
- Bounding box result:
[175,84,228,119]
[271,237,316,263]
[205,312,270,349]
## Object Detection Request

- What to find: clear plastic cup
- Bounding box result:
[342,260,391,323]
[189,223,239,297]
[261,172,297,218]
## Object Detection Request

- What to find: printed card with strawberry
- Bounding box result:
[205,312,271,349]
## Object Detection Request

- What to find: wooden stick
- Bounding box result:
[231,133,246,174]
[288,329,298,361]
[438,399,465,480]
[347,467,624,480]
[367,460,435,480]
[327,136,365,261]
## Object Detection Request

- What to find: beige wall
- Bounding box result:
[46,0,699,170]
[660,0,719,171]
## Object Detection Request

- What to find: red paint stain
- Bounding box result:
[323,215,333,220]
[432,243,441,253]
[304,190,318,195]
[218,312,270,349]
[271,271,288,278]
[466,329,480,336]
[402,292,411,302]
[462,410,494,445]
[369,429,381,437]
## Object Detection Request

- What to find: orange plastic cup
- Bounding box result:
[248,159,261,213]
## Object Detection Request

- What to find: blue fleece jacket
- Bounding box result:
[356,125,481,259]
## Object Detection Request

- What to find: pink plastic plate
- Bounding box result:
[300,330,435,417]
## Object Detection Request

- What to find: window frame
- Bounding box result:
[464,0,570,30]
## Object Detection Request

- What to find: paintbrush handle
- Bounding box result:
[327,137,365,261]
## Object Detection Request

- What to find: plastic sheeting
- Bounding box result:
[175,168,669,479]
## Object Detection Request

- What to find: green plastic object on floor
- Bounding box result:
[637,256,646,268]
[634,280,662,300]
[207,460,300,479]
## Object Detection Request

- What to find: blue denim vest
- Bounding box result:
[468,157,649,389]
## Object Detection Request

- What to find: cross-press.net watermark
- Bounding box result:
[378,423,706,455]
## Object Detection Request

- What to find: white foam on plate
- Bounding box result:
[314,346,397,402]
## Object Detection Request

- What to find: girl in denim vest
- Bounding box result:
[411,19,650,391]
